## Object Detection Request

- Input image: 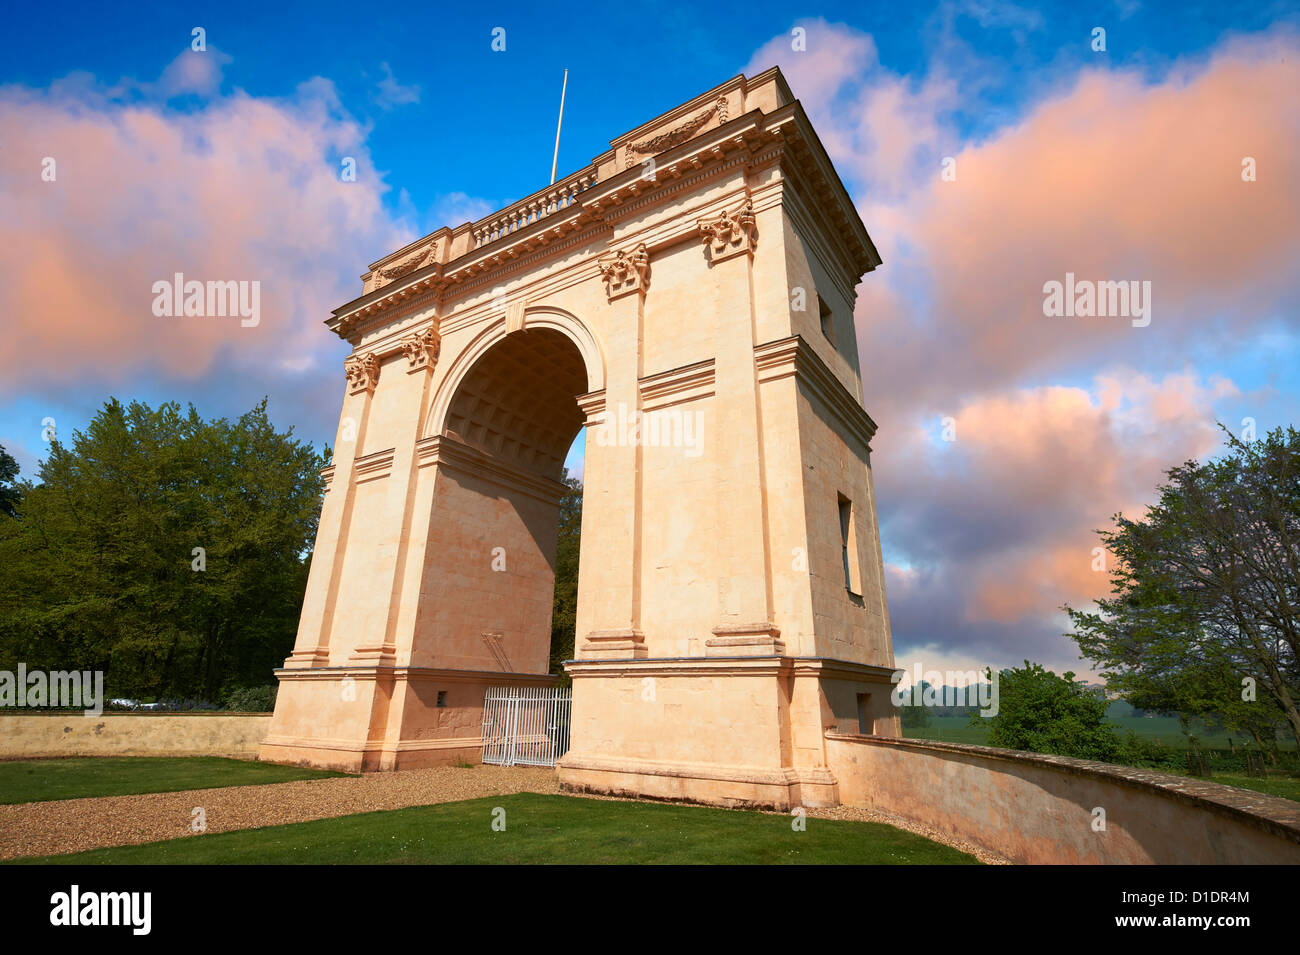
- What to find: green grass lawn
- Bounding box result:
[0,756,346,804]
[10,793,981,865]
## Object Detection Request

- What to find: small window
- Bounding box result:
[436,691,447,708]
[819,295,835,346]
[857,693,873,734]
[838,494,862,595]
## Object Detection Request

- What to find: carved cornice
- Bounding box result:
[575,390,607,424]
[344,352,380,395]
[638,358,715,412]
[624,96,727,168]
[329,120,765,341]
[754,335,877,451]
[329,92,880,343]
[597,243,650,300]
[366,240,438,292]
[415,435,567,505]
[401,325,441,373]
[353,446,395,483]
[699,199,758,263]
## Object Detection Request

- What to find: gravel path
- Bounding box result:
[0,766,1007,863]
[0,765,558,860]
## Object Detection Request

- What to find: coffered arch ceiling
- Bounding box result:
[442,328,587,479]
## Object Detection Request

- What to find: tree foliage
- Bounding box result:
[0,444,20,518]
[1066,424,1300,747]
[0,398,328,701]
[976,661,1120,761]
[549,471,582,682]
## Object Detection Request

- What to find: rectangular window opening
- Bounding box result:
[838,493,863,596]
[857,693,873,734]
[819,294,836,346]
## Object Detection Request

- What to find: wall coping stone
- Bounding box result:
[825,732,1300,846]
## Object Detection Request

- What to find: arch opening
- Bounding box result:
[442,328,587,481]
[415,327,588,684]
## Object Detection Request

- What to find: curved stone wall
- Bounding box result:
[0,714,272,759]
[825,732,1300,864]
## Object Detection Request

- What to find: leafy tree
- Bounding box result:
[0,444,19,518]
[899,694,931,729]
[548,471,582,683]
[1066,424,1300,747]
[0,398,328,700]
[974,661,1120,761]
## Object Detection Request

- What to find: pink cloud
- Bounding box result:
[860,31,1300,412]
[880,369,1237,668]
[0,55,413,393]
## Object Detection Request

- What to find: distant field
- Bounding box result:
[902,716,1300,802]
[0,757,346,804]
[903,717,993,745]
[904,714,1296,751]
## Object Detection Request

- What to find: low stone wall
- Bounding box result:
[825,733,1300,864]
[0,714,273,759]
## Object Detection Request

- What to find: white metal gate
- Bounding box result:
[480,686,572,767]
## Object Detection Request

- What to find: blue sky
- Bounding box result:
[7,1,1294,236]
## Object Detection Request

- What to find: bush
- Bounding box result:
[223,685,278,713]
[975,661,1120,761]
[1114,732,1179,769]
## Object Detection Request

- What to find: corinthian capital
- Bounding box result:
[698,199,758,263]
[344,352,380,395]
[401,326,442,373]
[598,243,650,300]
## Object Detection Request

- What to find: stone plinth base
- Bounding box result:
[556,654,897,810]
[560,754,838,810]
[259,665,557,772]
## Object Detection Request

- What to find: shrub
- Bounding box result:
[974,661,1120,762]
[223,685,278,712]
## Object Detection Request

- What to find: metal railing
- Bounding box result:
[481,686,572,767]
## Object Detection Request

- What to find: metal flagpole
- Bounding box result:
[550,69,569,185]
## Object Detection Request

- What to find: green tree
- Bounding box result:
[549,471,582,683]
[975,661,1120,761]
[0,443,19,518]
[0,398,328,701]
[899,688,931,729]
[1066,424,1300,747]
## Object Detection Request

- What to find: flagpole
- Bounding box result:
[550,69,569,185]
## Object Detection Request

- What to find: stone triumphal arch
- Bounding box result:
[261,68,898,808]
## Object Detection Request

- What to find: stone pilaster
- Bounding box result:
[349,321,441,665]
[699,199,781,655]
[283,351,381,667]
[575,245,649,659]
